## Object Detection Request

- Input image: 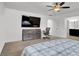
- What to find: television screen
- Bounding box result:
[21,15,41,27]
[69,29,79,36]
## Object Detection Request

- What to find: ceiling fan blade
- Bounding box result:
[61,6,70,8]
[46,5,52,7]
[60,2,65,6]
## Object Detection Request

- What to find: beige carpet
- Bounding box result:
[1,36,78,56]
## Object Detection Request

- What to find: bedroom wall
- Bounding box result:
[67,16,79,29]
[0,2,5,54]
[4,8,51,42]
[47,19,54,35]
[4,7,79,43]
[52,11,79,38]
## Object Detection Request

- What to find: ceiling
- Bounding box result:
[4,2,79,16]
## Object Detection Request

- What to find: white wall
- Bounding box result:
[0,3,5,54]
[4,8,50,42]
[51,11,79,37]
[47,19,54,35]
[5,7,75,43]
[51,16,66,37]
[4,7,79,42]
[67,16,79,29]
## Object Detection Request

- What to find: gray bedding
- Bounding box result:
[21,39,79,56]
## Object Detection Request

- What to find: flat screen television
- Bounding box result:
[21,15,41,27]
[69,29,79,37]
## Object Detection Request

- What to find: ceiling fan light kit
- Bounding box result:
[53,5,61,12]
[47,2,70,12]
[54,8,60,12]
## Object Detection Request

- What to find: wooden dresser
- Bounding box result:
[22,29,41,41]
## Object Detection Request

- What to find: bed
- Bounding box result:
[21,39,79,56]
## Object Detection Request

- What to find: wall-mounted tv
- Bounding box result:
[21,15,41,27]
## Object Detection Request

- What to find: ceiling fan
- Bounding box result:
[46,2,70,12]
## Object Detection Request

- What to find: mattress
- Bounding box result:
[21,39,79,56]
